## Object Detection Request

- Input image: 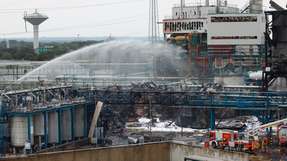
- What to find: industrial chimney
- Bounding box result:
[180,0,185,19]
[216,0,220,13]
[206,0,209,6]
[24,10,48,50]
[180,0,185,7]
[249,0,263,14]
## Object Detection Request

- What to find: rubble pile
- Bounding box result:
[216,116,262,131]
[127,117,205,133]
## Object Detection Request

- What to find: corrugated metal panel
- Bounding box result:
[33,114,44,136]
[62,110,72,141]
[74,107,84,138]
[48,112,59,144]
[10,117,28,147]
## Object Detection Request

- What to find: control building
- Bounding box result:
[163,0,265,82]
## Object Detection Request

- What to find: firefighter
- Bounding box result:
[262,137,268,152]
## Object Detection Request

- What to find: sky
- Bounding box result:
[0,0,285,38]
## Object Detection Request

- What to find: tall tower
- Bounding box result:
[216,0,220,13]
[148,0,159,43]
[206,0,209,6]
[24,10,48,50]
[180,0,185,18]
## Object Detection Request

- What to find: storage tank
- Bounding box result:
[75,107,84,138]
[61,110,72,141]
[10,117,28,147]
[48,112,59,144]
[33,114,44,136]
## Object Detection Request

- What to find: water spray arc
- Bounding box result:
[18,41,185,84]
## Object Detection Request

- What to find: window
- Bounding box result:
[184,158,201,161]
[211,36,257,40]
[211,16,257,22]
[164,20,205,33]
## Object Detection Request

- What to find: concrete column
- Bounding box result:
[33,25,39,50]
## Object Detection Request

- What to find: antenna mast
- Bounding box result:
[24,11,28,32]
[148,0,160,43]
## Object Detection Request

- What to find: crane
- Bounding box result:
[246,118,287,136]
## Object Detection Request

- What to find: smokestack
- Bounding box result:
[206,0,209,6]
[181,0,185,7]
[216,0,220,13]
[224,0,227,6]
[180,0,185,19]
[217,0,220,7]
[249,0,263,13]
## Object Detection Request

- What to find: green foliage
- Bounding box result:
[0,40,103,61]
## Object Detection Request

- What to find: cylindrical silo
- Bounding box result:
[74,107,84,138]
[48,112,59,144]
[61,110,72,141]
[33,114,44,136]
[10,117,28,147]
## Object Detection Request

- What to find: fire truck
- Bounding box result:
[207,130,260,152]
[207,118,287,152]
[247,118,287,146]
[277,125,287,145]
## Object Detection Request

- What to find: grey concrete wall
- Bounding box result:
[170,143,249,161]
[4,142,269,161]
[5,143,170,161]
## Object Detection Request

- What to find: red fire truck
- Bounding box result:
[278,125,287,145]
[207,130,260,152]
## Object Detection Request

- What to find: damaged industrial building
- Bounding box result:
[0,0,287,161]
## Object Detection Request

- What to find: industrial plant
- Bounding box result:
[0,0,287,161]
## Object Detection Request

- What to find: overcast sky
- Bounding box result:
[0,0,285,38]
